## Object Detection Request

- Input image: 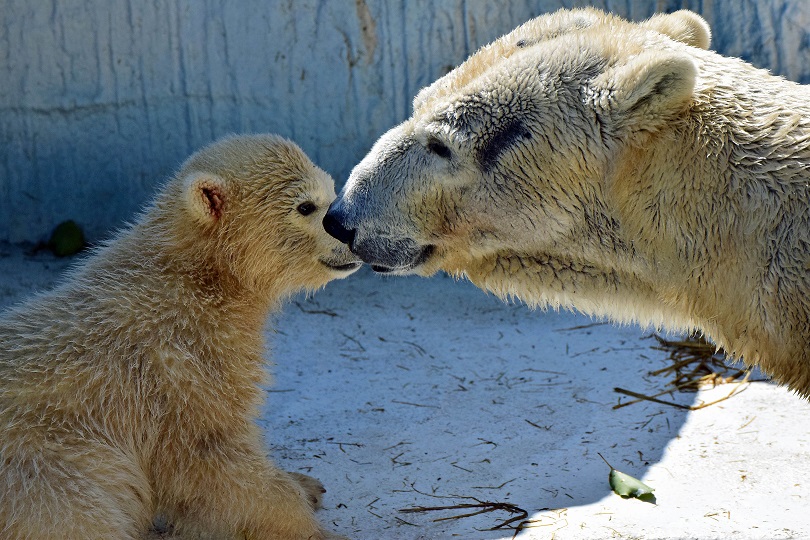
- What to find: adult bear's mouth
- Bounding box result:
[350,237,435,275]
[369,245,435,275]
[322,206,435,274]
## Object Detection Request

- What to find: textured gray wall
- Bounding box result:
[2,0,810,243]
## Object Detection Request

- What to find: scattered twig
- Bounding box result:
[339,332,366,352]
[391,400,440,409]
[569,347,600,358]
[326,441,364,453]
[402,340,427,356]
[525,419,552,430]
[738,416,757,430]
[382,441,411,452]
[450,462,473,473]
[472,438,497,448]
[614,380,749,411]
[391,452,412,466]
[472,478,517,490]
[293,301,338,317]
[554,321,610,332]
[520,367,567,375]
[394,515,419,527]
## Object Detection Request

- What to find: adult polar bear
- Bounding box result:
[324,8,810,396]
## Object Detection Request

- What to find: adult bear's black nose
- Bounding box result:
[323,204,356,246]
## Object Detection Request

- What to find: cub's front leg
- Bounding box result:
[162,442,337,540]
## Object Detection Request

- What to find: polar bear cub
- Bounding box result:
[0,134,359,539]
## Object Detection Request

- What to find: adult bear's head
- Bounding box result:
[325,8,708,275]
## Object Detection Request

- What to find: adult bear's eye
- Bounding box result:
[426,138,452,160]
[297,201,317,216]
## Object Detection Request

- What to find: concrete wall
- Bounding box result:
[2,0,810,243]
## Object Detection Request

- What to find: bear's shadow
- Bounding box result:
[267,268,702,538]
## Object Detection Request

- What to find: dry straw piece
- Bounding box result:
[614,334,752,410]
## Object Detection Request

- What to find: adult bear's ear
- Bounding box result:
[592,51,697,138]
[183,171,228,225]
[641,10,711,50]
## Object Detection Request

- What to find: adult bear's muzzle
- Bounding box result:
[323,202,356,246]
[323,200,434,274]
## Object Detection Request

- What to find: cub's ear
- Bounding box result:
[641,10,711,50]
[183,171,228,225]
[592,51,696,137]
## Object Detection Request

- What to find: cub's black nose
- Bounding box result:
[323,207,356,246]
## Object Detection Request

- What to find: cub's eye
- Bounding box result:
[296,201,317,216]
[426,138,452,160]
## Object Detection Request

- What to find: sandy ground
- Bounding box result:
[1,243,809,540]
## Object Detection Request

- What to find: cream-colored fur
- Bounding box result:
[324,8,810,396]
[0,134,359,539]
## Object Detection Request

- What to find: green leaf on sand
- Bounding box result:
[48,220,85,257]
[598,453,656,502]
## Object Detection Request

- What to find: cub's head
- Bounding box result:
[161,134,360,295]
[324,8,709,275]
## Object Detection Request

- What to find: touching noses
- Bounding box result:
[323,202,356,246]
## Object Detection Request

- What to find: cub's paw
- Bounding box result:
[289,472,327,509]
[319,532,350,540]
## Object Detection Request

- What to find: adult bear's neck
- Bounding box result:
[602,106,810,394]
